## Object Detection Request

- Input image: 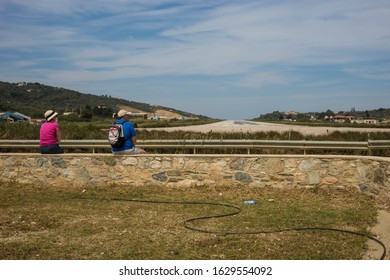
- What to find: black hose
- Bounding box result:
[111,197,387,260]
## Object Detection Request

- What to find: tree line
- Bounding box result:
[254,108,390,122]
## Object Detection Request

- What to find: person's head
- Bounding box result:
[117,110,129,119]
[44,110,58,122]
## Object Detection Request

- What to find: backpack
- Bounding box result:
[108,121,126,148]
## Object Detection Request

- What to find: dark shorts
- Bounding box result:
[40,145,64,154]
[112,146,146,155]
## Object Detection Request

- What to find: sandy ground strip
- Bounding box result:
[364,210,390,260]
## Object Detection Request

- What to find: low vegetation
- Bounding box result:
[1,120,389,141]
[0,181,381,260]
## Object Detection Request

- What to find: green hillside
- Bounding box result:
[0,81,208,119]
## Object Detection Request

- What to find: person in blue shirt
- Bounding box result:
[111,110,146,154]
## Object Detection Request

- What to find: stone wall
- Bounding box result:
[1,154,389,200]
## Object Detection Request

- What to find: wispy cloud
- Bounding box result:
[0,0,389,119]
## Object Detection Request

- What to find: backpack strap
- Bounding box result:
[116,119,127,125]
[116,120,129,138]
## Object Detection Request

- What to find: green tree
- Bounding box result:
[80,105,93,120]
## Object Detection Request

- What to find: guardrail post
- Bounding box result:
[367,134,372,156]
[367,140,372,156]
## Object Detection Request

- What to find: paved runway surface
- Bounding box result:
[145,120,390,136]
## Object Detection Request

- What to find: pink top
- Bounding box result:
[39,122,60,146]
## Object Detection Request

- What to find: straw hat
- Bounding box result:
[44,110,58,121]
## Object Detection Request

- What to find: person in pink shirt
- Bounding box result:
[39,110,64,154]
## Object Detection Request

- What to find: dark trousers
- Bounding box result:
[39,145,64,154]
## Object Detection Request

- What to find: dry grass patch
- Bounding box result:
[0,181,381,260]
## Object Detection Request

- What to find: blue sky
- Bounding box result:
[0,0,389,119]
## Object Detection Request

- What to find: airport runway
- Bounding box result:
[144,120,390,136]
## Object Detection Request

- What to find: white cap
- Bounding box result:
[118,110,129,118]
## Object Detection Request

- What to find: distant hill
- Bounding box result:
[253,108,390,122]
[0,81,209,119]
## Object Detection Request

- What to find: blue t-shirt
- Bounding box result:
[111,119,137,152]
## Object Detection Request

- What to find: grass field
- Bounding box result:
[0,181,381,260]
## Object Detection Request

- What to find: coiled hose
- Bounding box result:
[110,197,386,260]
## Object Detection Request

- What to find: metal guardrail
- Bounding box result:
[0,139,389,155]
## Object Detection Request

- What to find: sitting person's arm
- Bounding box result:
[56,131,62,143]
